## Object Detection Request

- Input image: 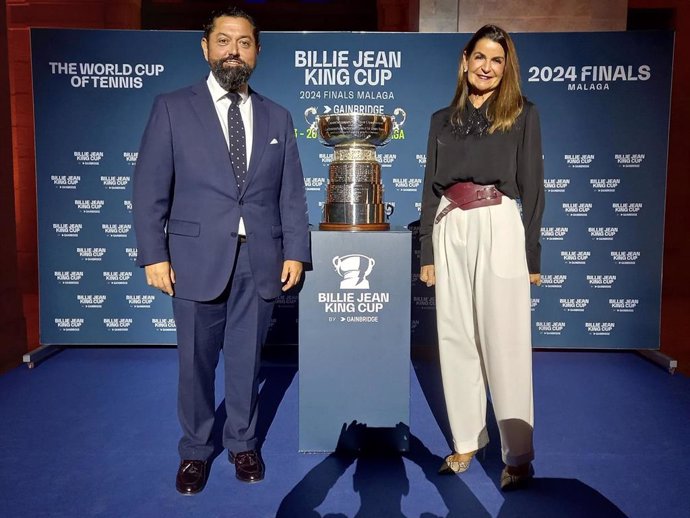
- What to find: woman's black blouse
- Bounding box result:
[419,99,545,274]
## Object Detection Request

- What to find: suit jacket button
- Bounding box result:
[231,232,238,238]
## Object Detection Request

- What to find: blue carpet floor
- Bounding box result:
[0,348,688,518]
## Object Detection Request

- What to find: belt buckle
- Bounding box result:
[476,186,497,201]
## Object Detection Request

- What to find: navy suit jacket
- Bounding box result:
[133,79,311,301]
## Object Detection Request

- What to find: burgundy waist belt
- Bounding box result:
[435,181,503,223]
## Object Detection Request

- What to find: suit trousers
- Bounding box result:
[172,242,275,460]
[433,195,535,467]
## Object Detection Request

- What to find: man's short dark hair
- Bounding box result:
[202,6,260,46]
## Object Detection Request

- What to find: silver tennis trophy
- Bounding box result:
[305,108,406,231]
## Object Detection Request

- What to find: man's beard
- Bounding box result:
[210,57,254,92]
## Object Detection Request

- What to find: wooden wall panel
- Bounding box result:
[420,0,627,32]
[1,0,28,373]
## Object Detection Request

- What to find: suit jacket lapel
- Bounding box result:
[243,89,268,196]
[189,80,235,188]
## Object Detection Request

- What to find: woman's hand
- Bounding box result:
[529,273,541,286]
[420,265,436,287]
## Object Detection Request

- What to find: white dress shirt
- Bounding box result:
[206,73,252,236]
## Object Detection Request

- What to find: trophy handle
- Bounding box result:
[392,107,407,129]
[304,106,318,127]
[385,203,395,219]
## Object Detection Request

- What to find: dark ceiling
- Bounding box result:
[142,0,379,33]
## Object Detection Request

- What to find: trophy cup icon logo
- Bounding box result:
[333,254,375,289]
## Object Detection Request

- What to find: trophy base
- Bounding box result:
[319,222,390,231]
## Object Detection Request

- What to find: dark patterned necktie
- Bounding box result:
[227,92,247,188]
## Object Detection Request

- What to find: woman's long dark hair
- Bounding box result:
[450,24,523,134]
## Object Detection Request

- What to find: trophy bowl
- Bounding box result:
[305,109,406,147]
[305,108,406,231]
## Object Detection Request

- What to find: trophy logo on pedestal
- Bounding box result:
[332,254,376,289]
[305,108,406,231]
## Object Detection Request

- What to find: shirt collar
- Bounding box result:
[465,96,492,114]
[206,73,249,104]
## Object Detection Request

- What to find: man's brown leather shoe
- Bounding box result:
[229,450,265,483]
[175,459,209,495]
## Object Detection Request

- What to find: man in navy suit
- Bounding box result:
[133,6,310,494]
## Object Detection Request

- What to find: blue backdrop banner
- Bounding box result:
[31,29,673,348]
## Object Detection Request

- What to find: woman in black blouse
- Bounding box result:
[419,24,544,491]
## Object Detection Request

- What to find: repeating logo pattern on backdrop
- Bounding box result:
[32,29,672,348]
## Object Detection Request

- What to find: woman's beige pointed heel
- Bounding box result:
[438,449,478,474]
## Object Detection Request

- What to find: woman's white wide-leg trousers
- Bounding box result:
[433,195,535,467]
